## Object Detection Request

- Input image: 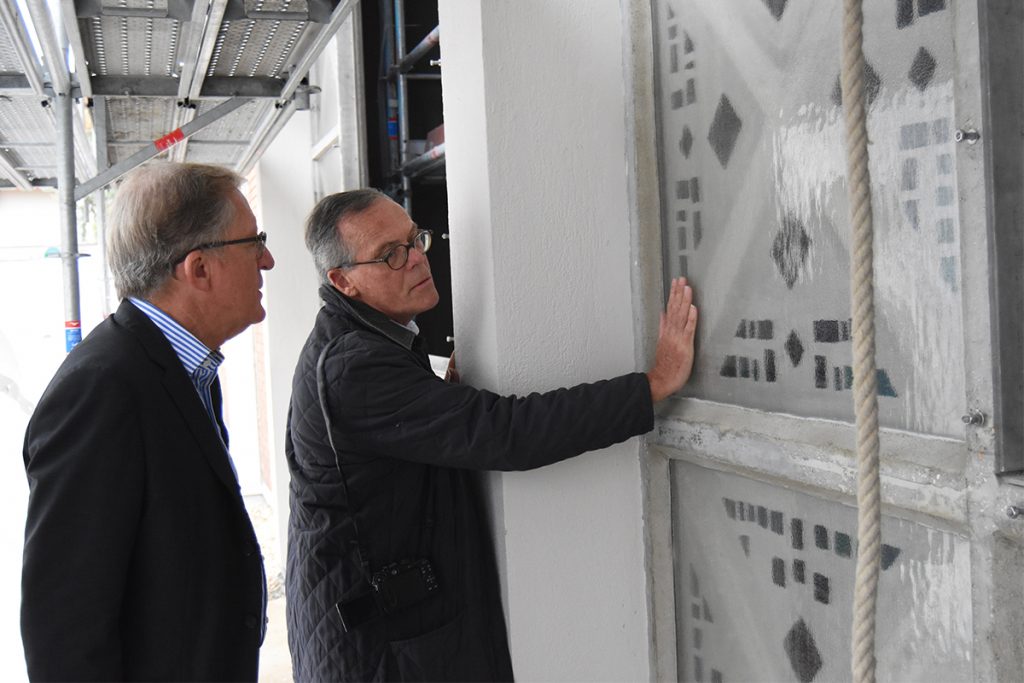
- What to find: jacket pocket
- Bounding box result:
[386,611,466,681]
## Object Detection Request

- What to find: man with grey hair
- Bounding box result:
[22,161,274,681]
[286,189,698,681]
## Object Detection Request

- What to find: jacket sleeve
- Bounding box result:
[324,335,654,471]
[22,362,144,681]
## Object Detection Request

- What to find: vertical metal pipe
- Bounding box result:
[93,97,114,314]
[92,97,113,314]
[382,0,398,186]
[55,92,82,351]
[393,0,411,211]
[96,190,113,315]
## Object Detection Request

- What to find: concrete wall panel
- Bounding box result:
[672,459,972,681]
[653,0,966,438]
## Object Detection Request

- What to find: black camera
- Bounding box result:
[371,559,439,613]
[336,559,439,632]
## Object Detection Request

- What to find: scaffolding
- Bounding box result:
[384,0,443,213]
[0,0,360,350]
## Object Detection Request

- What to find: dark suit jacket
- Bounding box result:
[22,299,266,682]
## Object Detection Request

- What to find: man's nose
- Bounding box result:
[407,245,428,268]
[260,247,276,270]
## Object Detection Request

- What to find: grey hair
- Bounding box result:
[305,188,387,283]
[106,162,243,299]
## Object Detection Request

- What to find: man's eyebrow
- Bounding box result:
[373,224,419,255]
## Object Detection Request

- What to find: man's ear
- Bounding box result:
[327,268,359,298]
[177,251,215,292]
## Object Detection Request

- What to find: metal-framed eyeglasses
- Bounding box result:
[337,229,432,271]
[170,231,268,267]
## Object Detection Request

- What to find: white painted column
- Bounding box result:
[439,2,651,680]
[256,111,320,559]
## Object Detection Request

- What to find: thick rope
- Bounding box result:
[839,1,881,682]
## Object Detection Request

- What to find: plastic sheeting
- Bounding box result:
[654,0,965,438]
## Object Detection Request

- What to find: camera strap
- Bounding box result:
[315,337,374,585]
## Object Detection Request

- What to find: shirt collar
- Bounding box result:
[128,297,224,376]
[319,284,418,350]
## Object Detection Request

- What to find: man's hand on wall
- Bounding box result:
[646,277,698,403]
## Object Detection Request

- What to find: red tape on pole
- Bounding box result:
[154,129,185,151]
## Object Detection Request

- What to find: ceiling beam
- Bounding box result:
[176,0,213,100]
[182,0,229,101]
[60,0,92,97]
[279,0,358,102]
[0,0,47,95]
[0,147,32,189]
[72,0,330,22]
[24,0,70,94]
[11,1,96,177]
[221,0,333,23]
[73,0,194,20]
[92,75,285,98]
[0,178,56,188]
[0,74,33,92]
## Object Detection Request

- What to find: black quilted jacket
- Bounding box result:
[285,286,654,682]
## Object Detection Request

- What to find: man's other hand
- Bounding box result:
[646,277,698,403]
[445,353,460,384]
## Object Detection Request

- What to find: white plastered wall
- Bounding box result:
[254,110,320,558]
[439,2,652,680]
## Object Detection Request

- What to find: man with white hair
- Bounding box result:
[22,162,274,681]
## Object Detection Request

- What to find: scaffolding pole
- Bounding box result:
[393,0,410,211]
[55,92,82,351]
[93,97,114,315]
[390,25,438,77]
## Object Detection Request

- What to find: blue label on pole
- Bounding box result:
[65,325,82,352]
[387,119,398,138]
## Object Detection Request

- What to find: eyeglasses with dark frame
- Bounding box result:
[170,231,268,267]
[337,229,432,271]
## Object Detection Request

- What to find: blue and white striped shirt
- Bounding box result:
[129,298,264,630]
[128,297,229,452]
